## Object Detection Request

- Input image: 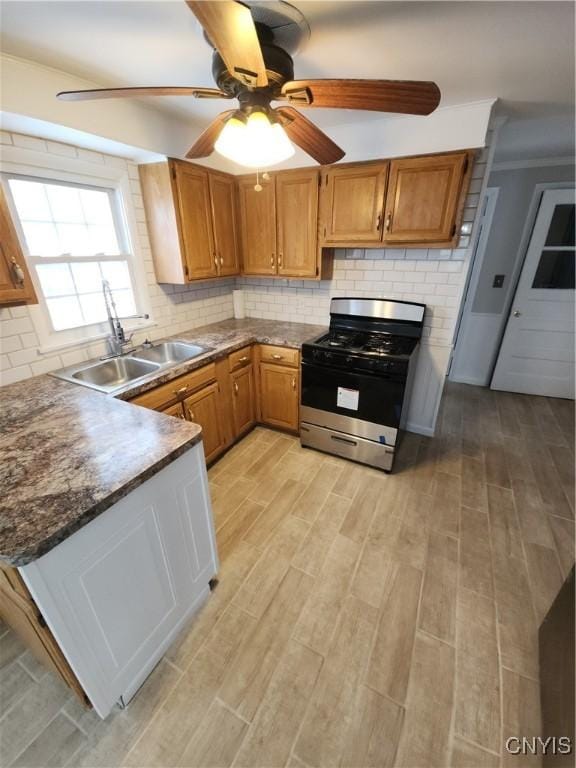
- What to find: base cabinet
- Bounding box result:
[259,362,299,432]
[231,364,256,437]
[183,383,226,463]
[20,445,218,719]
[0,564,87,705]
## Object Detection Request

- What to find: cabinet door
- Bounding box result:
[209,173,240,277]
[230,364,255,437]
[383,152,469,244]
[237,177,277,276]
[276,169,319,278]
[0,186,37,306]
[323,164,388,244]
[183,382,226,463]
[0,566,87,704]
[162,402,186,419]
[172,162,217,280]
[259,363,299,432]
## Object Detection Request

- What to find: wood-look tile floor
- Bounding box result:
[1,383,574,768]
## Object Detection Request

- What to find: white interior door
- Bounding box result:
[491,188,575,399]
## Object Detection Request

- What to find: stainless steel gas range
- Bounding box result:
[300,297,425,472]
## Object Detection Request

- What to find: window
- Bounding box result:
[532,202,575,290]
[5,175,139,332]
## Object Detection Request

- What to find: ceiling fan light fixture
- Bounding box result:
[214,109,294,168]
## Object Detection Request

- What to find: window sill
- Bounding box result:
[38,319,158,355]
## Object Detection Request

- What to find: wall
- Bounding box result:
[0,131,234,386]
[473,163,575,314]
[450,160,575,386]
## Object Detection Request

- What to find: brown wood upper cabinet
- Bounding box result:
[139,159,240,284]
[0,186,37,307]
[209,172,240,277]
[237,176,277,276]
[320,151,473,248]
[275,169,319,278]
[383,152,470,244]
[238,168,320,279]
[322,163,389,245]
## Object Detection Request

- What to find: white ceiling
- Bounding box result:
[1,1,574,161]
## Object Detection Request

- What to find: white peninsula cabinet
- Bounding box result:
[19,444,218,719]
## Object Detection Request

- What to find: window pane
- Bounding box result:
[71,262,102,294]
[532,249,575,289]
[46,296,84,330]
[111,289,136,317]
[56,223,93,256]
[8,180,52,221]
[88,224,120,255]
[545,204,575,247]
[101,260,130,289]
[36,263,75,297]
[80,189,115,225]
[21,221,60,256]
[79,292,108,324]
[8,178,121,256]
[45,184,84,222]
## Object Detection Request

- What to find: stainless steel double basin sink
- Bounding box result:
[51,341,209,394]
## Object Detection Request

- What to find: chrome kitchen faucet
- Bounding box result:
[101,279,149,359]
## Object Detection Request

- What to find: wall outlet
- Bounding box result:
[493,274,505,288]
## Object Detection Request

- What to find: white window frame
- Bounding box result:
[0,148,154,353]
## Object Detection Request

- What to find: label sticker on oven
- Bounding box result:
[337,387,359,410]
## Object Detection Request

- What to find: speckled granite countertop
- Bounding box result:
[0,319,325,566]
[113,318,327,400]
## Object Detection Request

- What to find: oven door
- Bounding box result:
[300,360,407,447]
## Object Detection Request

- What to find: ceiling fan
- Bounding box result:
[57,0,441,168]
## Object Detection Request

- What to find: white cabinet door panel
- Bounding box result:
[20,444,218,718]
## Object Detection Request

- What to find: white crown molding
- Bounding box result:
[492,156,575,171]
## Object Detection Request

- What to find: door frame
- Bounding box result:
[490,182,575,382]
[449,187,500,383]
[490,186,575,396]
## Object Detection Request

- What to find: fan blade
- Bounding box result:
[57,86,230,101]
[276,107,345,165]
[280,79,441,115]
[187,1,268,88]
[186,110,235,159]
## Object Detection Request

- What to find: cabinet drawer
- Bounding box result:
[130,363,216,411]
[228,346,252,372]
[259,344,299,368]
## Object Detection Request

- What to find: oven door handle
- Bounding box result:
[330,434,358,447]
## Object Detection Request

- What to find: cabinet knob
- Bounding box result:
[385,213,392,231]
[278,253,283,267]
[272,354,283,360]
[238,356,249,363]
[219,255,224,266]
[174,385,189,397]
[291,376,296,390]
[234,381,239,394]
[270,255,275,267]
[10,258,25,287]
[376,213,382,231]
[513,309,522,317]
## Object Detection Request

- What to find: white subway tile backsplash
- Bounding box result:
[2,317,35,337]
